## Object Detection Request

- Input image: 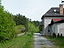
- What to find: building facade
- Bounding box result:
[41,4,64,36]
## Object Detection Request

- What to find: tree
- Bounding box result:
[13,14,28,31]
[0,1,16,41]
[28,22,39,34]
[32,21,40,27]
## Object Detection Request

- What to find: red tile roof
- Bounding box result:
[52,19,62,21]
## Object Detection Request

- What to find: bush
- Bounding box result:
[15,25,25,34]
[0,5,16,41]
[28,22,39,34]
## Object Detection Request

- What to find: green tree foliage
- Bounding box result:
[13,14,40,34]
[0,2,15,41]
[32,21,40,27]
[39,25,44,31]
[39,22,44,31]
[13,14,28,31]
[28,22,39,34]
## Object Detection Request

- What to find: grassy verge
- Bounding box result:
[46,36,64,48]
[0,34,33,48]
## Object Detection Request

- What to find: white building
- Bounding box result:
[41,4,64,36]
[47,20,64,36]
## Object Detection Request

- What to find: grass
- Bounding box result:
[46,36,64,48]
[0,34,33,48]
[15,25,25,34]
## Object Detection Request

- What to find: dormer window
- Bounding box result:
[54,9,57,13]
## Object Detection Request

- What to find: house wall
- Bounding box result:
[47,24,58,36]
[50,23,64,36]
[43,18,51,35]
[51,24,58,35]
[42,17,64,35]
[58,23,64,36]
[45,25,53,36]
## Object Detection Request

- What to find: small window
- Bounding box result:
[54,9,56,12]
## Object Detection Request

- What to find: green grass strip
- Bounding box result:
[0,34,33,48]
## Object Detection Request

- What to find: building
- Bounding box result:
[41,4,64,36]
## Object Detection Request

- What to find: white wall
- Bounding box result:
[51,23,64,36]
[58,23,64,36]
[42,17,64,35]
[43,18,51,35]
[52,24,58,35]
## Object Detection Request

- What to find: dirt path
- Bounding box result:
[17,33,24,36]
[33,33,55,48]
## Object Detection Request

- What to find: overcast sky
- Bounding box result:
[2,0,61,21]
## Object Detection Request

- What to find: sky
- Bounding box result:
[1,0,62,21]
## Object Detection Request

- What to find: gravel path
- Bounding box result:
[33,33,55,48]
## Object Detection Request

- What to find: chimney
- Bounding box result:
[59,4,64,15]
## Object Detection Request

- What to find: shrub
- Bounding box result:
[15,25,25,34]
[28,22,39,34]
[0,5,16,41]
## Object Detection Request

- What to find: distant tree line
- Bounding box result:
[13,14,40,33]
